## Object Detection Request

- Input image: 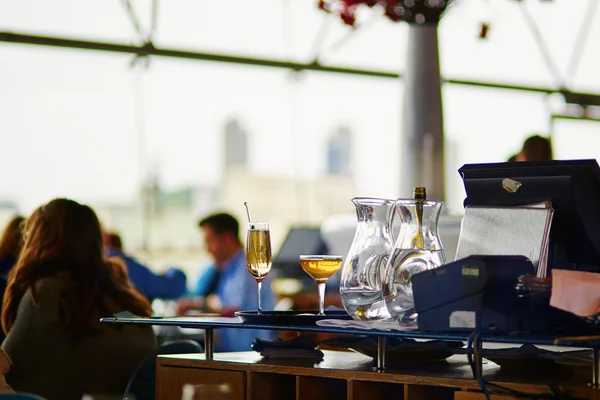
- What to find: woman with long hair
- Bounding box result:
[0,216,25,277]
[0,215,25,344]
[1,198,157,400]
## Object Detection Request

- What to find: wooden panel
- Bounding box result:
[455,392,519,400]
[297,376,347,400]
[247,372,295,400]
[456,388,599,400]
[158,352,490,390]
[157,351,600,400]
[405,384,455,400]
[566,388,600,400]
[349,380,404,400]
[156,365,245,400]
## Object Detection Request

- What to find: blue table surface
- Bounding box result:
[99,314,600,348]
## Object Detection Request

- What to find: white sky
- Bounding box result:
[0,0,600,216]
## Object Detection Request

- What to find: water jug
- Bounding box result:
[339,198,395,321]
[383,187,446,326]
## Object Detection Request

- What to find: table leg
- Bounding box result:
[592,348,599,388]
[377,336,388,372]
[204,328,214,361]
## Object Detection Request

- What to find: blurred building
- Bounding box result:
[218,167,357,252]
[327,126,352,178]
[93,118,358,276]
[223,118,249,171]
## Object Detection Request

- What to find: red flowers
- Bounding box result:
[318,0,451,27]
[319,0,378,26]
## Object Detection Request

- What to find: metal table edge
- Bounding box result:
[99,316,600,348]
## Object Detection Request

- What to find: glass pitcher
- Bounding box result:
[383,189,446,326]
[339,197,396,321]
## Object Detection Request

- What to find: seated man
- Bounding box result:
[104,232,187,302]
[177,212,276,352]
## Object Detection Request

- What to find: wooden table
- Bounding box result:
[156,350,599,400]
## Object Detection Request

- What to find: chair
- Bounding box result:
[123,339,202,400]
[0,394,47,399]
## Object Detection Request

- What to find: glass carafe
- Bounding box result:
[339,198,395,321]
[383,191,446,326]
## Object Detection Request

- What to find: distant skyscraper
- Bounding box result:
[223,118,248,170]
[327,126,352,177]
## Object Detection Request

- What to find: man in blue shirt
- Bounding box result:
[176,213,275,352]
[104,232,187,302]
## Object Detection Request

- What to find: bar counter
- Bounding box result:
[157,350,597,400]
[101,315,600,399]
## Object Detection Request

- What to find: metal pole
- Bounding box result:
[377,336,388,371]
[592,347,599,387]
[204,329,214,361]
[132,63,150,252]
[475,338,484,378]
[400,24,445,202]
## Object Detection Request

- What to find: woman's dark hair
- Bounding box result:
[2,198,151,340]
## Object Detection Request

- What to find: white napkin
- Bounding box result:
[316,319,417,331]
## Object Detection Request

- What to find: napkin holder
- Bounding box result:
[251,336,324,360]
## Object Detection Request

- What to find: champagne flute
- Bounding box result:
[299,255,343,316]
[246,221,272,314]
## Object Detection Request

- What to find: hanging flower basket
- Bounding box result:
[318,0,454,27]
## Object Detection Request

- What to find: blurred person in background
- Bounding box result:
[0,216,25,278]
[0,215,25,343]
[515,135,554,162]
[2,198,156,400]
[176,212,275,352]
[104,231,187,303]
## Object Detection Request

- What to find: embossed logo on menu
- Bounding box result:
[462,266,479,277]
[502,177,522,193]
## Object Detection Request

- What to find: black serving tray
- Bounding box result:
[235,310,352,326]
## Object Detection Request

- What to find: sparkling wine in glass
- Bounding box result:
[246,221,272,314]
[299,255,343,316]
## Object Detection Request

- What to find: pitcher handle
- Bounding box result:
[388,200,398,244]
[364,253,390,288]
[388,200,411,246]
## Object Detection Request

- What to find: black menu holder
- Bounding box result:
[412,160,600,334]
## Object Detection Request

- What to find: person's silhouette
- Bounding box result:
[515,135,553,162]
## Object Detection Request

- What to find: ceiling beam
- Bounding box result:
[0,32,398,79]
[0,31,595,97]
